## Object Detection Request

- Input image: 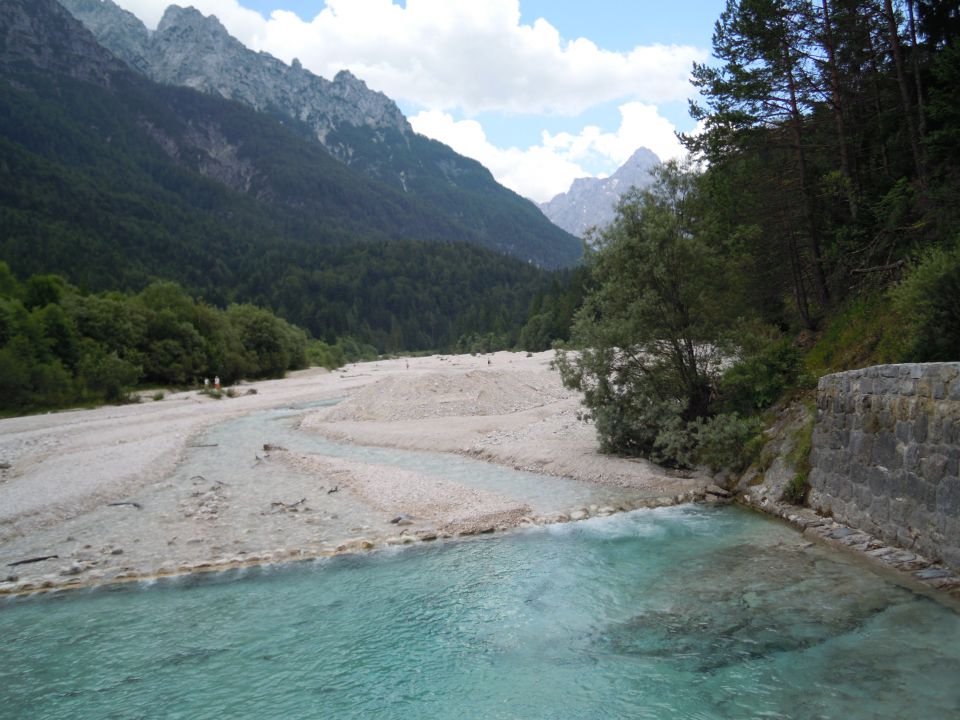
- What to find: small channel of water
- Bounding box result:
[201,401,653,515]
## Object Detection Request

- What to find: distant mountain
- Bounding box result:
[0,0,557,351]
[59,0,582,269]
[539,148,660,238]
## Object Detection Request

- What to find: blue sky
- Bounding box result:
[117,0,726,201]
[236,0,723,49]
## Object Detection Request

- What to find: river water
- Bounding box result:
[3,503,959,719]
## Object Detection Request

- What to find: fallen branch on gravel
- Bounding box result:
[271,498,306,510]
[107,501,143,510]
[8,555,59,567]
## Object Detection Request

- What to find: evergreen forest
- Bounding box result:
[557,0,960,472]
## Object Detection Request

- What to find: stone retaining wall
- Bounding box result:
[809,363,960,569]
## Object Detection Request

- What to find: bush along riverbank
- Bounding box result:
[0,264,377,415]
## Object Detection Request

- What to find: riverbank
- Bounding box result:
[0,351,708,597]
[734,401,960,603]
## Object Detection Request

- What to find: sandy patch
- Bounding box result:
[322,366,574,422]
[280,452,531,535]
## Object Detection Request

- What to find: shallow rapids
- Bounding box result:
[3,505,959,719]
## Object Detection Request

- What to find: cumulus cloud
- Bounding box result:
[411,102,686,203]
[409,109,584,203]
[114,0,705,115]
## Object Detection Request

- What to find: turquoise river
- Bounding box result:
[2,503,960,719]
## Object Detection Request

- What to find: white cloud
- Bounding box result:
[409,109,586,203]
[543,102,686,168]
[411,102,686,203]
[114,0,705,115]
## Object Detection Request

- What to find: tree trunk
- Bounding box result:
[783,38,830,307]
[906,0,927,136]
[866,30,893,181]
[820,0,858,219]
[884,0,926,185]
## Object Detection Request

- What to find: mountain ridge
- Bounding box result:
[59,0,582,268]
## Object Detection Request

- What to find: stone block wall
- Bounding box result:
[809,363,960,569]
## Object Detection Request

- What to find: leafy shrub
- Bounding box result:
[0,271,319,413]
[692,413,764,473]
[307,339,346,370]
[781,473,810,505]
[77,341,142,402]
[720,336,808,414]
[518,312,554,352]
[556,164,741,465]
[651,412,698,468]
[336,336,379,364]
[28,360,75,407]
[889,236,960,362]
[226,304,305,378]
[455,332,509,355]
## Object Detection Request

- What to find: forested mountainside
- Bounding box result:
[59,0,583,269]
[0,0,560,356]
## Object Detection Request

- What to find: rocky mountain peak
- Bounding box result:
[55,0,150,73]
[569,176,595,193]
[60,0,411,140]
[156,4,227,35]
[539,147,661,238]
[621,146,660,173]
